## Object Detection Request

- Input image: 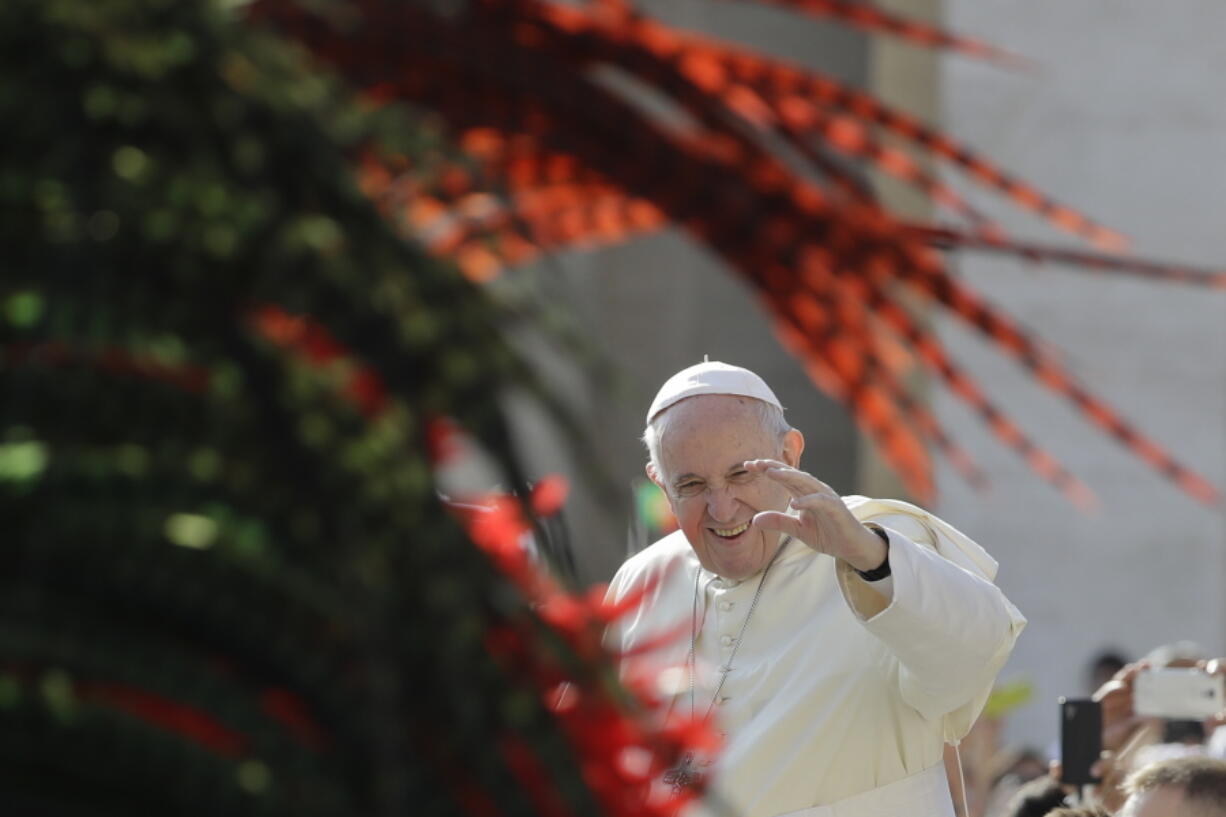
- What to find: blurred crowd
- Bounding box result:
[950,643,1226,817]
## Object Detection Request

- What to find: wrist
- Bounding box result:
[852,524,891,580]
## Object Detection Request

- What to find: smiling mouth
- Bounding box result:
[711,521,750,539]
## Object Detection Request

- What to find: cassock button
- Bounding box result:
[719,601,734,612]
[719,634,735,647]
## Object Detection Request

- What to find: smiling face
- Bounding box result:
[647,395,803,581]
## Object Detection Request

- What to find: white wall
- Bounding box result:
[937,0,1226,752]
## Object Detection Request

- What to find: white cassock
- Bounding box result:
[604,496,1026,817]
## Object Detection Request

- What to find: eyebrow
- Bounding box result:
[671,462,751,486]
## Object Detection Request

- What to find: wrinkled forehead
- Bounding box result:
[661,393,761,423]
[656,395,780,465]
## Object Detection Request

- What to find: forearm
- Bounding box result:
[839,527,1024,718]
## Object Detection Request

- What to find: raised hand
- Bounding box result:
[1197,658,1226,733]
[744,458,887,573]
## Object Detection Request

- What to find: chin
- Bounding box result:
[704,535,770,581]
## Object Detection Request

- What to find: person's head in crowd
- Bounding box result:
[1163,718,1207,746]
[1002,775,1068,817]
[1088,649,1128,693]
[1002,747,1050,784]
[1118,756,1226,817]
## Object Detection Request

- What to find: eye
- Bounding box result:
[728,469,753,483]
[675,480,704,497]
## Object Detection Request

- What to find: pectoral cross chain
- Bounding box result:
[663,752,700,793]
[669,542,788,795]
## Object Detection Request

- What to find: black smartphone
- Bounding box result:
[1059,697,1102,785]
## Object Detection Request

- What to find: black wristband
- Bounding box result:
[855,524,891,582]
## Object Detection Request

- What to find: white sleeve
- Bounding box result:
[836,525,1026,734]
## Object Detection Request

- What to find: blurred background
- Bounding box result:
[4,0,1224,815]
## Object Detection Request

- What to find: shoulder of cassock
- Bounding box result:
[602,530,697,664]
[843,494,1024,743]
[841,494,999,581]
[607,529,695,591]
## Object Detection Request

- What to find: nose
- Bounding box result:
[706,484,739,523]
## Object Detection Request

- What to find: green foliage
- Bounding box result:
[0,0,599,814]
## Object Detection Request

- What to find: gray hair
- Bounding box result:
[1124,757,1226,815]
[642,396,791,472]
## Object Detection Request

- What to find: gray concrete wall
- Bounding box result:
[937,0,1226,752]
[862,0,941,501]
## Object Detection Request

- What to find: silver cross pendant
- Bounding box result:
[663,752,701,793]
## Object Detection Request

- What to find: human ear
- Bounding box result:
[781,429,804,468]
[646,462,679,511]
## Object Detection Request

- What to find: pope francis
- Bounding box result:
[604,361,1026,817]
